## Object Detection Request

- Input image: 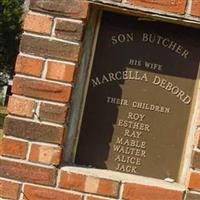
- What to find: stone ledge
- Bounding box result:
[60,166,186,191]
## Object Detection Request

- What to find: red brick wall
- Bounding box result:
[0,0,200,199]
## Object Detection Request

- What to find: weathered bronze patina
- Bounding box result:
[76,11,200,180]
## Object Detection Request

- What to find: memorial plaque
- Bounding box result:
[75,11,200,180]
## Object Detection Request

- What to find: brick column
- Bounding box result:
[0,0,89,199]
[180,2,200,199]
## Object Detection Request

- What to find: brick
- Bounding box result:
[191,0,200,17]
[2,137,28,159]
[0,179,21,200]
[194,130,200,147]
[97,178,119,197]
[192,150,200,169]
[196,109,200,126]
[59,171,119,197]
[127,0,187,14]
[123,183,183,200]
[86,196,109,200]
[15,55,44,77]
[12,77,72,103]
[39,102,68,124]
[0,140,2,155]
[7,96,36,118]
[24,184,82,200]
[188,171,200,190]
[24,12,53,35]
[59,171,86,191]
[46,61,75,82]
[185,192,200,200]
[30,0,89,19]
[55,19,84,42]
[0,159,56,186]
[4,117,65,144]
[21,35,80,62]
[29,144,62,165]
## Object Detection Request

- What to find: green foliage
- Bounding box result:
[0,0,24,74]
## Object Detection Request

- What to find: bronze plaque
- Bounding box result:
[75,11,200,180]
